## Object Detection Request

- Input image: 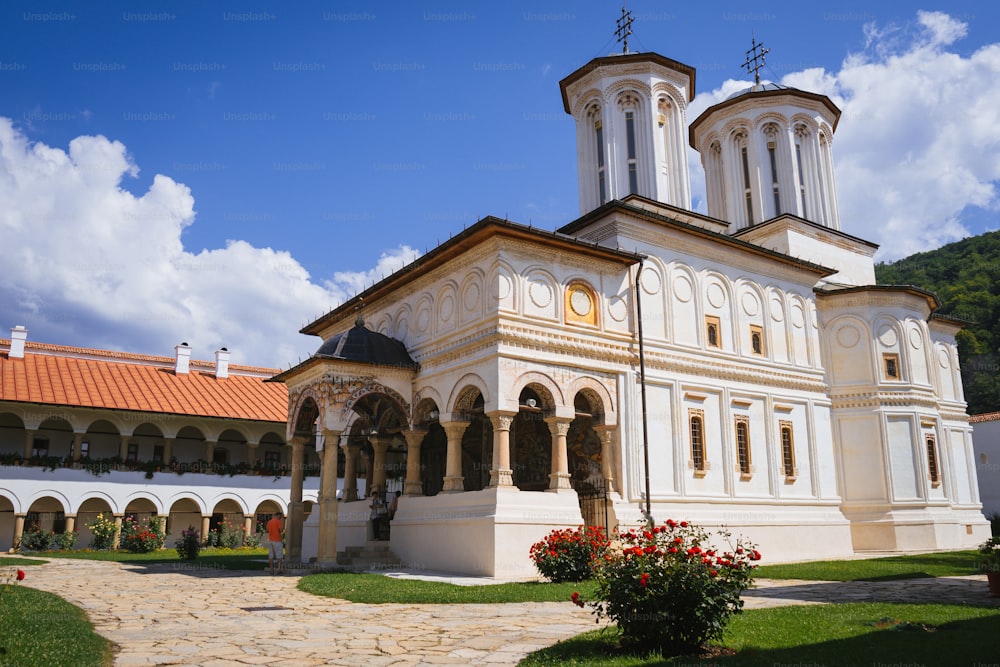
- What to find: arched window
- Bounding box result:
[706,316,721,349]
[750,325,764,356]
[586,103,606,206]
[794,125,811,220]
[763,123,781,216]
[732,130,754,225]
[617,91,643,197]
[735,416,751,478]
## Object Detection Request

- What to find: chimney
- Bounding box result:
[215,347,230,379]
[174,342,191,374]
[9,325,27,359]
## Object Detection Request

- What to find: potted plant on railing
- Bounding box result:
[978,536,1000,597]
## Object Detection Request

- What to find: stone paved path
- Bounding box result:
[10,557,1000,666]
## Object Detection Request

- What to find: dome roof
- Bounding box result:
[725,81,788,101]
[314,316,417,369]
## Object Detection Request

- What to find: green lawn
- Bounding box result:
[0,584,114,667]
[521,602,1000,666]
[299,571,599,603]
[30,547,268,571]
[755,550,980,581]
[0,555,48,567]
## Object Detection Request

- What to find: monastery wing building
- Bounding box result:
[272,46,990,576]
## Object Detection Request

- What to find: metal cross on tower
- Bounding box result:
[615,3,634,54]
[742,34,769,85]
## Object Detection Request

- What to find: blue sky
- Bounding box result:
[2,1,999,367]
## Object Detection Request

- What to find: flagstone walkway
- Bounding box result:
[11,557,1000,666]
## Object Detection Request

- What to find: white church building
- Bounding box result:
[273,44,991,577]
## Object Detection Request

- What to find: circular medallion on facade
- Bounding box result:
[640,268,661,295]
[529,277,553,308]
[569,287,593,316]
[396,318,408,341]
[440,294,454,322]
[416,304,431,333]
[463,282,481,312]
[673,274,692,302]
[608,295,628,322]
[908,327,923,349]
[741,291,760,316]
[495,271,512,301]
[707,282,726,309]
[938,348,950,369]
[878,326,897,347]
[769,297,785,322]
[836,323,860,348]
[790,303,805,328]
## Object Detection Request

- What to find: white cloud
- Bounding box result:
[0,118,420,367]
[688,11,1000,260]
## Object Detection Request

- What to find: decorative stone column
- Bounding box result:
[286,438,306,563]
[545,417,573,491]
[200,515,211,546]
[246,442,258,468]
[114,514,125,549]
[244,515,254,539]
[341,442,361,502]
[65,515,77,534]
[318,429,342,563]
[71,433,84,461]
[23,429,35,458]
[596,426,618,493]
[12,514,25,551]
[487,412,516,488]
[369,434,392,494]
[402,429,426,496]
[154,515,167,537]
[440,421,468,492]
[119,435,130,461]
[162,437,174,464]
[204,440,216,464]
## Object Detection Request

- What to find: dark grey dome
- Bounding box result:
[725,81,787,101]
[315,317,417,369]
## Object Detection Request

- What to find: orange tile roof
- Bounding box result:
[0,339,287,423]
[970,411,1000,424]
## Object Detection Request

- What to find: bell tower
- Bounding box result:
[559,11,695,216]
[689,38,842,231]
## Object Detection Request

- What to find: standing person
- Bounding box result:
[266,510,284,575]
[389,491,400,520]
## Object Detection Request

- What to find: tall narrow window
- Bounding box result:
[706,316,721,348]
[127,442,139,462]
[883,353,900,380]
[795,141,807,219]
[626,111,638,195]
[31,437,49,458]
[750,325,764,356]
[80,440,90,458]
[780,421,796,480]
[926,436,941,487]
[768,141,781,215]
[689,410,706,476]
[152,444,164,463]
[735,416,752,478]
[741,145,754,224]
[595,121,607,205]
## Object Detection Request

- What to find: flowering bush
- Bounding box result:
[243,528,266,549]
[206,519,244,549]
[529,525,610,583]
[0,567,25,604]
[573,519,760,656]
[86,513,118,550]
[118,516,165,553]
[175,526,201,560]
[978,536,1000,573]
[18,527,55,552]
[54,529,77,551]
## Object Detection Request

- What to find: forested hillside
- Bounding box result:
[875,230,1000,415]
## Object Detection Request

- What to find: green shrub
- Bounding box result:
[54,530,77,551]
[86,513,118,550]
[18,528,55,552]
[118,516,165,553]
[574,519,759,656]
[529,525,610,583]
[174,526,201,560]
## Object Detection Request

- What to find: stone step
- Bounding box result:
[336,544,404,571]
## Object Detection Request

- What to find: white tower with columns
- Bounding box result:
[560,50,695,215]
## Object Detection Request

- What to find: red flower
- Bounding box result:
[679,521,688,527]
[639,572,650,587]
[751,550,761,561]
[571,591,585,608]
[673,536,683,544]
[16,569,25,581]
[666,519,677,528]
[643,545,657,554]
[709,569,719,577]
[668,546,678,554]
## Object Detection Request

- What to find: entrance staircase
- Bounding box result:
[336,544,404,571]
